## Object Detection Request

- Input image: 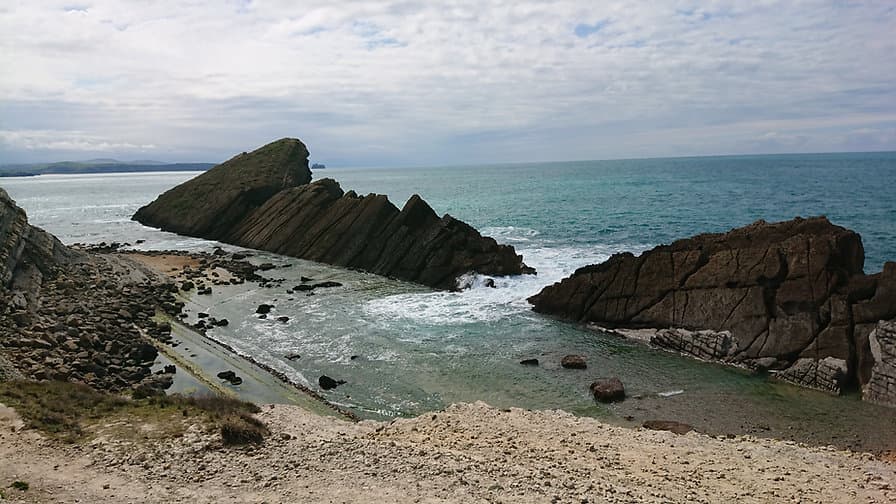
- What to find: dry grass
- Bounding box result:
[0,380,267,445]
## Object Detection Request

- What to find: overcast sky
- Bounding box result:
[1,1,895,166]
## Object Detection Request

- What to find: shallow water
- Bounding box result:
[3,152,896,450]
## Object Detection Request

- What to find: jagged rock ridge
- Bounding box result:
[529,217,896,400]
[133,138,531,290]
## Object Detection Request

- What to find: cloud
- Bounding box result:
[1,1,895,164]
[0,129,156,151]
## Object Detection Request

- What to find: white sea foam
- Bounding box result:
[363,233,646,327]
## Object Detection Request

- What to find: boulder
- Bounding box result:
[590,378,626,403]
[319,375,342,390]
[529,217,896,400]
[133,138,532,290]
[561,355,587,369]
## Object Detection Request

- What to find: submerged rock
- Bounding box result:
[319,375,345,390]
[642,420,694,434]
[530,217,896,402]
[133,138,532,290]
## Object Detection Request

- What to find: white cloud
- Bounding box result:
[1,1,894,164]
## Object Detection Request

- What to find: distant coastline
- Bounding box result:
[0,161,214,177]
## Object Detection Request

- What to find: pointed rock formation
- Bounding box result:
[529,217,896,401]
[133,138,531,290]
[133,138,311,240]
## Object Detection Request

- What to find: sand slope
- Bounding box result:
[1,401,893,503]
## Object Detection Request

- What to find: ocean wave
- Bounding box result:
[363,243,643,327]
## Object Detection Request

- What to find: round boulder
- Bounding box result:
[590,377,626,403]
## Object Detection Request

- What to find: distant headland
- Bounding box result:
[0,159,215,177]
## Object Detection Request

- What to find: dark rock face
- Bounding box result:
[529,217,896,399]
[1,188,79,291]
[133,138,311,240]
[133,139,531,290]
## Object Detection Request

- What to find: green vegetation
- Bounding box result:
[10,481,29,491]
[0,380,267,445]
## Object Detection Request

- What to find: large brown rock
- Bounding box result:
[134,139,531,290]
[529,217,896,398]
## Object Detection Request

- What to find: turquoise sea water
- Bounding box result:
[3,152,896,449]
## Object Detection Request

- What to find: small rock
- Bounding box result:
[520,358,539,366]
[319,375,344,390]
[561,355,587,369]
[285,353,301,361]
[256,304,274,314]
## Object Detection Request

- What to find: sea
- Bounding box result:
[3,151,896,449]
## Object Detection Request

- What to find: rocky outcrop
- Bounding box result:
[133,138,312,240]
[134,139,531,290]
[864,320,896,407]
[1,188,78,293]
[529,217,896,399]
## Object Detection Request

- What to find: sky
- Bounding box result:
[1,1,895,166]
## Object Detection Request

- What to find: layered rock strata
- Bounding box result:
[133,138,531,290]
[529,217,896,400]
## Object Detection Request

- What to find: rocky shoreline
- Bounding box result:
[530,217,896,405]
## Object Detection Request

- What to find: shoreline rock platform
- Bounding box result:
[529,217,896,405]
[133,138,533,290]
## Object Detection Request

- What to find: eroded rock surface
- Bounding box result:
[529,217,896,398]
[134,138,530,290]
[864,320,896,407]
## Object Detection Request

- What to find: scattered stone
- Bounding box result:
[285,353,301,361]
[276,316,290,323]
[561,355,587,369]
[520,358,539,366]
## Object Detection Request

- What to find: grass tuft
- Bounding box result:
[0,381,268,445]
[220,412,269,445]
[10,481,29,491]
